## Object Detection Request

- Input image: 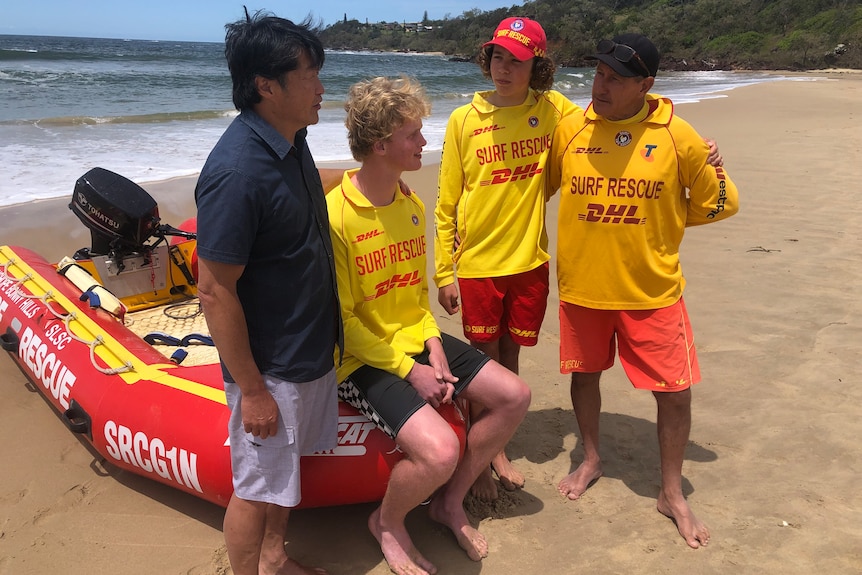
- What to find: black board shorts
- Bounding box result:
[339,333,490,439]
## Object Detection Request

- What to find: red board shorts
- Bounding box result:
[558,298,701,392]
[458,262,549,346]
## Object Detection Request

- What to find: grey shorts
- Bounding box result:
[339,333,489,439]
[225,369,338,507]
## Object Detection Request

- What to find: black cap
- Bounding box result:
[589,33,660,78]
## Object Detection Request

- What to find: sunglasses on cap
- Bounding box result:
[596,39,651,77]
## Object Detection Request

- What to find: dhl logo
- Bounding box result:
[579,203,645,225]
[366,270,421,301]
[471,124,502,136]
[509,326,538,339]
[354,229,384,243]
[574,147,606,154]
[481,163,542,186]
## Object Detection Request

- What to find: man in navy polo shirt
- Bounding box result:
[195,10,342,575]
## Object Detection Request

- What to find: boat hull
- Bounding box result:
[0,245,466,509]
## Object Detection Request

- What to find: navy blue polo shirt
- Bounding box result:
[195,110,342,383]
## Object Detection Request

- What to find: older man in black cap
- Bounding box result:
[547,33,740,549]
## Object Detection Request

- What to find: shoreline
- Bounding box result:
[0,68,838,212]
[2,74,862,575]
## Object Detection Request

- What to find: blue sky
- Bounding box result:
[2,1,514,42]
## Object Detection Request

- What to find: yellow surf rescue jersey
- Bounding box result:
[548,94,739,310]
[328,170,440,382]
[434,89,580,287]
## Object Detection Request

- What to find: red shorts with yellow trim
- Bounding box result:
[558,297,700,391]
[458,263,549,346]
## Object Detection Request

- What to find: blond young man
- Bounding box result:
[328,76,530,575]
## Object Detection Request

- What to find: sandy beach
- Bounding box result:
[2,73,861,574]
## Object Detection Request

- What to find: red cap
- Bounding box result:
[483,17,547,60]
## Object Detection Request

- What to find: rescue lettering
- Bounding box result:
[561,359,584,371]
[510,134,551,159]
[356,247,388,275]
[356,236,426,276]
[568,176,664,200]
[606,178,664,199]
[569,175,604,196]
[387,236,426,265]
[104,420,202,493]
[476,143,508,165]
[18,326,77,409]
[464,324,499,335]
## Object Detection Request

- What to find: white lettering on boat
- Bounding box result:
[103,420,203,493]
[309,415,377,457]
[1,280,42,319]
[18,326,77,410]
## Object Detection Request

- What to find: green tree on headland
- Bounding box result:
[320,0,862,70]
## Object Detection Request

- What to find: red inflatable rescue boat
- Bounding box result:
[0,167,466,509]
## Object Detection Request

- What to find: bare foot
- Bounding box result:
[557,459,602,500]
[657,492,710,549]
[469,467,498,500]
[491,451,524,491]
[428,496,488,561]
[368,507,437,575]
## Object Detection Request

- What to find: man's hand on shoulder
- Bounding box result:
[704,138,723,167]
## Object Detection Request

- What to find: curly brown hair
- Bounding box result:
[344,76,431,161]
[476,45,557,92]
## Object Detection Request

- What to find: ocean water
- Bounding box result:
[0,34,783,208]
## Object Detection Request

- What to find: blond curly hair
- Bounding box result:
[344,76,431,161]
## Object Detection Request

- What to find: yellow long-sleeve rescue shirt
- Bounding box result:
[548,94,739,309]
[434,89,580,287]
[328,170,440,382]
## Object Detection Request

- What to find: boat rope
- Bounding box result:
[1,256,134,375]
[2,258,33,285]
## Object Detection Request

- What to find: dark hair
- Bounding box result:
[224,8,325,111]
[476,45,557,92]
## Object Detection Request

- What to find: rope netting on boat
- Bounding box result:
[2,255,133,375]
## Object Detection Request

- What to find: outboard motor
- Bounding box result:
[69,167,161,259]
[68,168,196,285]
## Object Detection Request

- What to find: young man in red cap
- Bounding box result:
[548,32,739,549]
[434,16,580,500]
